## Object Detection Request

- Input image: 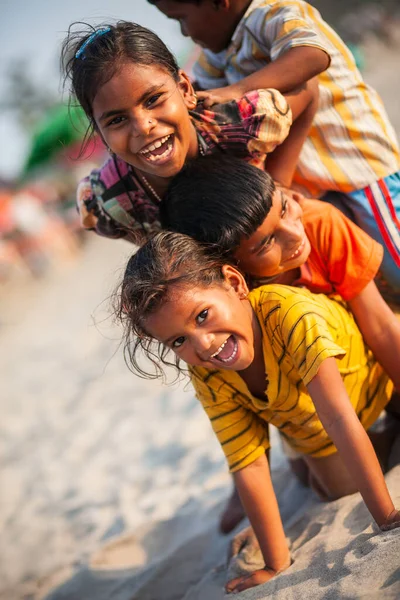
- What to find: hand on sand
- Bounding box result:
[225,567,276,594]
[380,509,400,531]
[196,86,242,109]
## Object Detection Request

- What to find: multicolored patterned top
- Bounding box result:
[193,0,400,197]
[77,89,291,243]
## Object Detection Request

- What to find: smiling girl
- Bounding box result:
[118,230,400,593]
[61,21,317,242]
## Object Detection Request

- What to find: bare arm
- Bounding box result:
[308,357,398,527]
[349,281,400,391]
[266,78,319,186]
[226,453,291,594]
[197,46,329,108]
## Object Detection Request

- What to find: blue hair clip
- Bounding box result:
[75,26,111,59]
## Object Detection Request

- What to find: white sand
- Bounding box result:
[40,453,400,600]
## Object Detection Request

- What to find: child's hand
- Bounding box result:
[196,85,242,109]
[380,509,400,531]
[226,567,277,594]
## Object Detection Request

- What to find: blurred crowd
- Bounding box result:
[0,142,105,282]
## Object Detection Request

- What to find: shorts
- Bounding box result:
[322,171,400,293]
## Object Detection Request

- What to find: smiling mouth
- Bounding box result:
[209,335,238,365]
[139,134,174,163]
[288,236,307,260]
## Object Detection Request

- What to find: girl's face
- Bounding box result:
[234,190,311,279]
[92,63,199,179]
[144,267,257,371]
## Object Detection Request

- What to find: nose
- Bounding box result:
[129,111,156,139]
[192,331,215,358]
[278,204,304,241]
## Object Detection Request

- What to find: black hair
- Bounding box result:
[160,154,275,256]
[61,20,180,150]
[116,230,227,380]
[147,1,203,5]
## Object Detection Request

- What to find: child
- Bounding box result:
[161,154,400,533]
[61,20,316,244]
[118,230,400,594]
[148,0,400,292]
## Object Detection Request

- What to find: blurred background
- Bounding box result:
[0,1,399,599]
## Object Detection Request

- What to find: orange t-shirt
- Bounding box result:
[294,200,383,301]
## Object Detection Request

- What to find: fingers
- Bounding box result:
[225,568,275,594]
[195,91,218,108]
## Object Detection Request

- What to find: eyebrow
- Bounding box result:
[97,83,165,123]
[251,191,285,254]
[252,233,272,254]
[162,302,206,346]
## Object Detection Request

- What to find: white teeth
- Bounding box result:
[210,339,228,358]
[289,238,305,260]
[140,135,170,155]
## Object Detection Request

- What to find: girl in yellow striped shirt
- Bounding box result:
[118,230,400,594]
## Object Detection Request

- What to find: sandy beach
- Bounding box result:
[1,33,400,600]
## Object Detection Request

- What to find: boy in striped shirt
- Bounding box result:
[149,0,400,293]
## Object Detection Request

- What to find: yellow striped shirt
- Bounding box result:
[190,285,393,472]
[193,0,400,197]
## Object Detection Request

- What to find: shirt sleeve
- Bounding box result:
[193,50,229,90]
[190,368,270,472]
[253,2,331,63]
[303,201,384,301]
[276,293,346,386]
[77,175,133,241]
[238,89,292,157]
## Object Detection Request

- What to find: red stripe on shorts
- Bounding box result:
[365,185,400,267]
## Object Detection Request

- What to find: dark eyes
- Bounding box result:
[196,309,208,324]
[281,197,288,217]
[172,336,185,349]
[104,94,164,127]
[171,309,209,349]
[146,93,163,108]
[106,115,126,127]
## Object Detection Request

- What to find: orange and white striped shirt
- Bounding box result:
[193,0,400,197]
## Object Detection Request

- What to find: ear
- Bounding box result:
[177,69,197,109]
[222,264,249,299]
[213,0,230,10]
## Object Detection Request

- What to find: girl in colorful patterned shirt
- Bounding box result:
[61,20,317,243]
[117,230,400,594]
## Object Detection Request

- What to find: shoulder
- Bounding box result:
[249,284,317,324]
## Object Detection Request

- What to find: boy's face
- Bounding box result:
[144,268,257,371]
[153,1,234,53]
[234,190,311,279]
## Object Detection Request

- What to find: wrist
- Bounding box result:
[380,508,400,531]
